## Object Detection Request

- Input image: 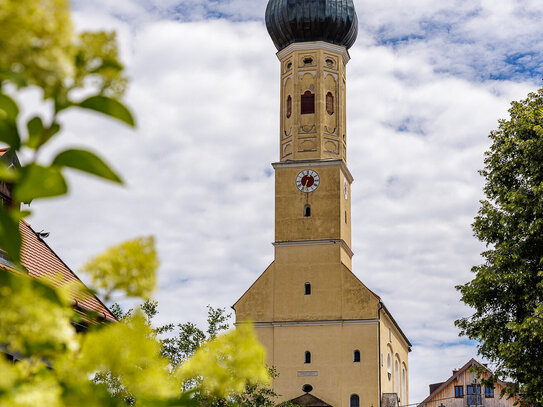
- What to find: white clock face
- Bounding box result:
[344,179,349,200]
[296,169,320,193]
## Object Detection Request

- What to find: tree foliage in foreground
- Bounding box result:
[112,303,299,407]
[0,0,269,405]
[456,87,543,406]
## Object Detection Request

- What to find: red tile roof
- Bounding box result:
[18,221,115,322]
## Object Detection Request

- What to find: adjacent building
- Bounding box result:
[233,1,411,406]
[418,359,519,407]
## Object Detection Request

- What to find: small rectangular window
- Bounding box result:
[455,386,464,398]
[485,387,494,398]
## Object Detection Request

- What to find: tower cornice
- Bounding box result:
[276,41,351,62]
[272,159,354,183]
[272,238,354,258]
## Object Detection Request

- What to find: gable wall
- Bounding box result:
[422,366,518,407]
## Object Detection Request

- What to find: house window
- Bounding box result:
[467,385,481,406]
[286,95,292,118]
[301,91,315,114]
[485,387,494,398]
[305,351,311,364]
[304,282,311,295]
[455,386,464,398]
[304,204,311,217]
[326,92,334,115]
[353,350,360,363]
[350,394,360,407]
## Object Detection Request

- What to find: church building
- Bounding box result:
[233,1,411,406]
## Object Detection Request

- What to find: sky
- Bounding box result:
[22,0,543,404]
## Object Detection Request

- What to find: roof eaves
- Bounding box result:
[380,301,412,348]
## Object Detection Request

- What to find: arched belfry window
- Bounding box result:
[305,351,311,364]
[353,350,361,363]
[301,91,315,115]
[326,92,334,115]
[304,282,311,295]
[286,95,292,118]
[350,394,360,407]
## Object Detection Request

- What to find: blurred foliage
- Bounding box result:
[456,87,543,406]
[0,0,270,405]
[81,236,158,301]
[111,303,297,407]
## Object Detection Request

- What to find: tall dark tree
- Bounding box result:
[456,87,543,406]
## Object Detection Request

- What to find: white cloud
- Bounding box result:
[23,1,543,404]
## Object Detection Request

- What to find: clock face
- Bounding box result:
[296,169,320,193]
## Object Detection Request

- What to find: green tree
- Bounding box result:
[0,1,270,405]
[456,87,543,406]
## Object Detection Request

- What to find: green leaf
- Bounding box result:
[25,118,60,150]
[0,206,21,263]
[0,119,20,150]
[52,149,122,184]
[14,164,68,203]
[0,93,19,119]
[0,162,19,182]
[78,96,135,127]
[25,116,44,150]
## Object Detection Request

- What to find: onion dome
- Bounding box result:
[265,0,358,51]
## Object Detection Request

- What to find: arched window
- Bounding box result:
[350,394,360,407]
[353,350,360,363]
[402,367,406,403]
[286,95,292,118]
[305,351,311,364]
[301,91,315,114]
[387,353,392,380]
[304,282,311,295]
[326,92,334,115]
[304,204,311,217]
[395,360,400,395]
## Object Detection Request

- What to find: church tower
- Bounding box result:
[234,1,411,406]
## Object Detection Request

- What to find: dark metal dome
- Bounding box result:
[265,0,358,51]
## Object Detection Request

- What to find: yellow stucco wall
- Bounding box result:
[274,163,352,248]
[269,323,380,407]
[380,311,410,406]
